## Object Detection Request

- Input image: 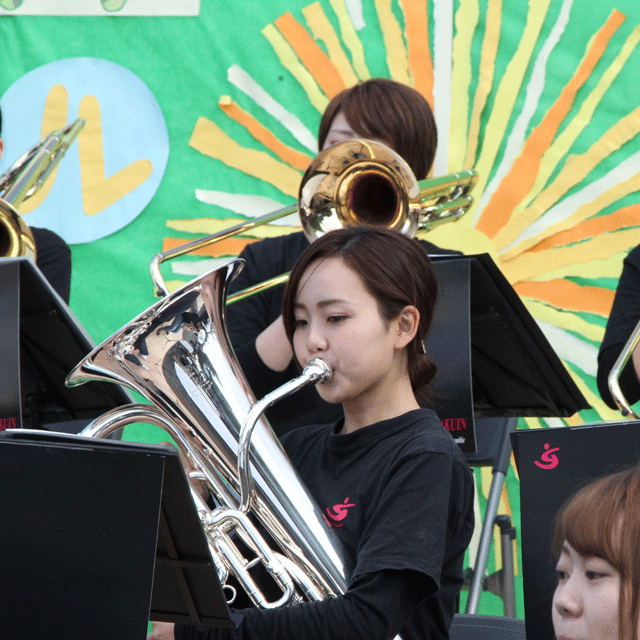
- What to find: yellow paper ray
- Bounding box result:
[77,95,153,216]
[218,96,312,171]
[517,24,640,211]
[464,0,501,170]
[373,0,411,84]
[449,0,479,170]
[19,84,68,214]
[565,413,585,426]
[496,105,640,255]
[302,2,359,88]
[528,253,627,282]
[399,0,434,103]
[523,299,605,344]
[262,23,329,113]
[503,228,640,284]
[523,417,544,429]
[166,217,301,239]
[468,0,553,217]
[328,0,370,80]
[189,117,302,198]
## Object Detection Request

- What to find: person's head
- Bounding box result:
[552,465,640,640]
[317,78,437,180]
[281,226,437,407]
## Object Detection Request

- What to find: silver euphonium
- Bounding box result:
[66,258,351,608]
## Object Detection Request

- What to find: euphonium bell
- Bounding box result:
[66,259,351,608]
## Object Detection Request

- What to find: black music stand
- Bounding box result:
[512,421,640,640]
[0,429,232,639]
[425,253,589,614]
[0,257,132,432]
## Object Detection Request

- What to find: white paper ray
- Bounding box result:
[536,319,598,377]
[474,0,574,224]
[432,0,453,176]
[227,65,318,153]
[195,190,299,225]
[542,417,569,428]
[502,147,640,252]
[344,0,365,30]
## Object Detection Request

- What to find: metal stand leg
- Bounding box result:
[465,469,505,613]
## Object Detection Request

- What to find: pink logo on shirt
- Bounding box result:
[534,443,560,470]
[323,498,355,528]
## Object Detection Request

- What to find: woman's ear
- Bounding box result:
[394,305,420,349]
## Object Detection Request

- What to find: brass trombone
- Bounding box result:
[150,139,478,299]
[0,118,85,259]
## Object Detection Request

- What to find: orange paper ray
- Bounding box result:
[475,9,625,238]
[400,0,434,103]
[513,280,615,317]
[302,2,358,88]
[274,11,346,99]
[218,97,312,171]
[162,236,256,257]
[528,204,640,252]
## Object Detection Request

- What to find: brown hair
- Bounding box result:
[553,465,640,640]
[317,79,437,180]
[281,226,438,398]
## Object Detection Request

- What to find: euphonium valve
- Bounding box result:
[66,259,351,608]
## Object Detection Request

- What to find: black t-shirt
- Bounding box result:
[31,226,72,304]
[597,244,640,408]
[225,231,459,436]
[175,409,475,640]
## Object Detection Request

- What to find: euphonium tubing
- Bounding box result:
[149,139,478,298]
[66,258,351,608]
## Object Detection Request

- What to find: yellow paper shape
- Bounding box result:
[189,117,302,198]
[374,0,411,84]
[262,23,329,113]
[302,2,358,88]
[19,84,68,215]
[77,95,153,216]
[449,0,478,169]
[218,97,311,171]
[328,0,370,80]
[464,0,501,169]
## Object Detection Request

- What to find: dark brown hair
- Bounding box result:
[317,78,437,180]
[553,465,640,640]
[282,226,438,398]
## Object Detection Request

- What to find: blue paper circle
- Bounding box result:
[0,57,169,244]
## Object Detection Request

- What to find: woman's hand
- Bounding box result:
[147,621,175,640]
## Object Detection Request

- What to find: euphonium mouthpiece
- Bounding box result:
[304,358,332,384]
